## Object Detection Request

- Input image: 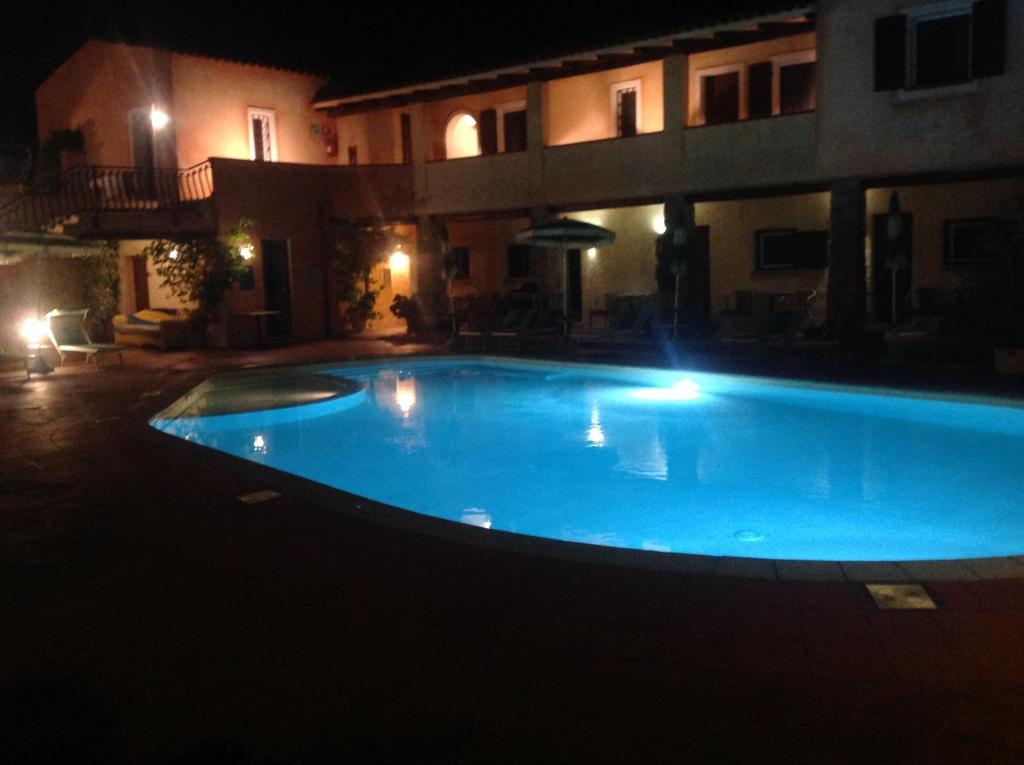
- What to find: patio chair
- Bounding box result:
[45,309,125,366]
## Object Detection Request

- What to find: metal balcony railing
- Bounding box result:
[0,161,213,231]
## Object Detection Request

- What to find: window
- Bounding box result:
[507,245,530,278]
[779,61,816,114]
[451,247,471,279]
[944,218,1000,264]
[911,8,972,88]
[611,80,642,137]
[874,1,1006,92]
[247,107,277,162]
[700,70,740,125]
[755,229,828,270]
[496,101,527,153]
[347,145,358,165]
[444,111,479,159]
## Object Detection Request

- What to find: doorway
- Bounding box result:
[261,240,293,338]
[131,256,150,310]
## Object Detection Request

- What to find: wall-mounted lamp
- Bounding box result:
[168,248,179,261]
[652,214,667,236]
[19,317,47,345]
[389,246,410,272]
[239,244,254,261]
[150,106,170,130]
[586,247,597,260]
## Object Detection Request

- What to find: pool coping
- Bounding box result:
[148,354,1024,584]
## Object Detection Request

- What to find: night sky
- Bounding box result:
[1,0,791,145]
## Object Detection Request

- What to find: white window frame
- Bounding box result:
[771,49,817,115]
[495,100,526,153]
[247,107,278,162]
[905,2,973,89]
[694,64,743,125]
[609,79,643,136]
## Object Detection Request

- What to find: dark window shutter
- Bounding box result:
[874,14,907,91]
[400,113,413,164]
[618,90,638,136]
[780,62,817,114]
[973,0,1006,78]
[503,110,527,152]
[748,62,773,119]
[479,109,498,155]
[703,72,740,124]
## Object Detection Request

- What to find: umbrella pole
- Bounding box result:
[562,246,570,340]
[673,271,681,340]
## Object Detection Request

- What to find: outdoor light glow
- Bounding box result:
[19,317,47,344]
[168,248,179,261]
[239,245,254,261]
[652,214,667,235]
[586,247,597,259]
[389,248,410,272]
[395,377,416,416]
[150,106,170,130]
[461,508,493,529]
[630,378,702,402]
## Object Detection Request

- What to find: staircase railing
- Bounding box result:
[0,161,213,231]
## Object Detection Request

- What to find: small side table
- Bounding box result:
[237,310,281,346]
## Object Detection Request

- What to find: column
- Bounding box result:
[413,215,447,327]
[826,177,867,337]
[662,54,688,189]
[526,80,546,202]
[409,102,429,205]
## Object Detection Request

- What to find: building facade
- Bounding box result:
[3,0,1021,345]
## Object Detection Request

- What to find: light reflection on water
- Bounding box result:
[152,360,1024,561]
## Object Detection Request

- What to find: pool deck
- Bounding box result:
[5,339,1024,762]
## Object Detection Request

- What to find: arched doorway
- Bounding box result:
[444,111,479,159]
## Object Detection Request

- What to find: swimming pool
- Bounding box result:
[151,357,1024,563]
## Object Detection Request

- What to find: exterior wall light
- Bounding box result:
[652,214,667,235]
[389,247,410,272]
[19,317,47,344]
[239,245,254,261]
[586,247,598,259]
[168,248,179,261]
[150,106,170,130]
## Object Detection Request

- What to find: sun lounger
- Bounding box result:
[45,309,125,366]
[0,348,30,379]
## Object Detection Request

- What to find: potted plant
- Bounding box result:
[390,294,422,336]
[333,222,405,335]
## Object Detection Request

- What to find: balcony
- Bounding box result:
[541,132,676,206]
[208,158,415,221]
[422,152,530,215]
[683,111,819,194]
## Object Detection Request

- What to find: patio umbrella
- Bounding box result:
[514,218,615,336]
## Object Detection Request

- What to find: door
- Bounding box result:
[566,249,582,322]
[131,256,150,310]
[400,113,413,164]
[872,213,913,323]
[261,240,293,338]
[129,109,156,198]
[617,89,638,137]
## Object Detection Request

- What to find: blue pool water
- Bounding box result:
[151,358,1024,562]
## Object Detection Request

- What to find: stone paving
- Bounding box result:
[3,340,1024,763]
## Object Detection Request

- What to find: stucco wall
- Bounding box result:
[567,206,662,319]
[35,41,175,167]
[686,32,817,125]
[545,61,664,146]
[445,217,531,300]
[337,109,406,166]
[816,0,1024,177]
[425,86,527,161]
[695,192,831,314]
[866,178,1024,298]
[169,53,328,168]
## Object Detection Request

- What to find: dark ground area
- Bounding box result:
[3,338,1024,763]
